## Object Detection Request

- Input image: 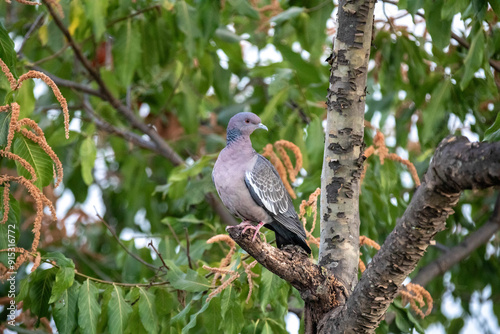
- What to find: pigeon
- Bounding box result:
[212,112,311,254]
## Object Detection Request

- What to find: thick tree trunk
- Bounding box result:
[319,0,376,300]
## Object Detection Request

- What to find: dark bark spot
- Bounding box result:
[339,128,353,136]
[328,142,353,154]
[323,213,331,221]
[329,133,338,138]
[337,212,346,218]
[326,177,345,203]
[329,159,342,172]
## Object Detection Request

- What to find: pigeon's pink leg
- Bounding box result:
[241,222,265,241]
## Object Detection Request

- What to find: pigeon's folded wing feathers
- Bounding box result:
[244,155,306,240]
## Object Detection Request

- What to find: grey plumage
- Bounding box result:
[212,112,311,254]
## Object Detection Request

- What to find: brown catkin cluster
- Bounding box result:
[262,140,303,199]
[361,130,420,187]
[0,56,69,280]
[400,282,433,318]
[358,235,381,273]
[299,188,321,248]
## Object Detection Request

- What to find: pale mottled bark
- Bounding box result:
[319,0,376,294]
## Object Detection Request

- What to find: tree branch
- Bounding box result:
[42,0,184,167]
[227,225,343,327]
[323,136,500,333]
[412,194,500,287]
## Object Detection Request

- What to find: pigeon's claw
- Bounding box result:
[240,221,265,242]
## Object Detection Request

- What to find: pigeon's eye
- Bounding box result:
[245,119,250,123]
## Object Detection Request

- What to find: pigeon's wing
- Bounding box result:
[244,155,306,239]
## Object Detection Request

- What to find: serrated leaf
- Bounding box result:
[259,269,288,313]
[484,112,500,142]
[165,261,212,292]
[49,266,75,303]
[424,0,452,49]
[13,134,54,188]
[0,22,17,78]
[175,1,199,59]
[460,30,485,90]
[203,295,221,333]
[115,19,141,87]
[421,80,451,144]
[181,296,212,334]
[53,282,80,334]
[78,279,101,334]
[138,287,158,334]
[271,7,305,25]
[84,0,108,40]
[45,251,75,268]
[108,284,133,334]
[28,268,57,318]
[221,285,244,334]
[80,137,96,186]
[0,111,11,146]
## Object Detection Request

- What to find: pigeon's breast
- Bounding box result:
[213,151,271,224]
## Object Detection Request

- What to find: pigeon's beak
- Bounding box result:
[257,123,268,131]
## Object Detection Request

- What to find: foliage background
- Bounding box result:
[0,0,499,333]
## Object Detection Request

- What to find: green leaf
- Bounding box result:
[203,295,222,333]
[420,80,451,144]
[166,261,212,292]
[490,0,500,16]
[181,297,212,334]
[84,0,108,40]
[221,285,244,334]
[28,268,57,318]
[45,251,75,268]
[175,1,199,59]
[260,89,288,125]
[271,7,305,25]
[78,279,101,334]
[0,22,17,78]
[215,27,242,43]
[115,19,141,87]
[424,0,452,49]
[13,133,54,188]
[460,30,485,90]
[138,287,159,334]
[80,136,97,186]
[228,0,260,19]
[49,266,76,303]
[108,284,133,334]
[0,110,10,146]
[484,112,500,142]
[53,282,80,334]
[259,269,288,314]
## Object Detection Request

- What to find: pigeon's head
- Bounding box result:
[227,112,268,136]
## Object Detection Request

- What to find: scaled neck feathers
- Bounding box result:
[226,128,255,154]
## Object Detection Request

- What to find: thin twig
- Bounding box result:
[96,211,161,272]
[107,4,162,27]
[17,13,45,56]
[184,227,194,269]
[148,241,170,270]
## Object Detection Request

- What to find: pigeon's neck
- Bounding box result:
[226,128,242,145]
[226,129,255,152]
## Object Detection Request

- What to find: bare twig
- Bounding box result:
[17,13,45,56]
[96,211,161,272]
[148,241,170,271]
[184,227,194,269]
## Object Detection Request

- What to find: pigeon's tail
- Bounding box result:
[267,222,311,254]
